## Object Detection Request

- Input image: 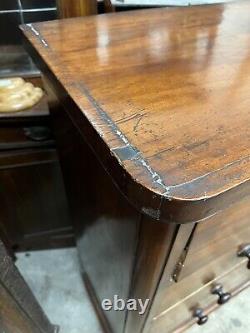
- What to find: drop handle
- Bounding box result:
[211,284,231,304]
[193,308,208,325]
[238,244,250,269]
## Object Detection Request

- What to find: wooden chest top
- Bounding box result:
[21,0,250,223]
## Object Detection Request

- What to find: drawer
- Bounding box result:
[0,125,54,150]
[178,195,250,281]
[152,195,250,318]
[147,260,250,333]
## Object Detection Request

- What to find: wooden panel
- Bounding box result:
[0,89,73,250]
[49,96,140,333]
[125,216,177,333]
[21,1,250,223]
[0,282,44,333]
[0,240,56,333]
[0,125,54,150]
[147,260,250,333]
[179,194,250,280]
[0,149,73,251]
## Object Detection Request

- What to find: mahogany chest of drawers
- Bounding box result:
[22,1,250,332]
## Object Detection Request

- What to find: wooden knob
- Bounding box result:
[193,308,208,325]
[238,244,250,269]
[211,284,231,305]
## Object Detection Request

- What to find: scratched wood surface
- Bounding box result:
[21,0,250,223]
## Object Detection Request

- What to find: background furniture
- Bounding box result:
[57,0,98,17]
[0,77,73,251]
[0,239,57,332]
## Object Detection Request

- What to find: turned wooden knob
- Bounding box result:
[238,244,250,269]
[211,284,231,305]
[193,308,208,325]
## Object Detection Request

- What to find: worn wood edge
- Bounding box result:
[20,20,250,224]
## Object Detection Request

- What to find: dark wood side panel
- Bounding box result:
[49,92,140,333]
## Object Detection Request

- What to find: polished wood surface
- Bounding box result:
[22,1,250,223]
[0,240,56,333]
[56,0,97,17]
[22,2,250,333]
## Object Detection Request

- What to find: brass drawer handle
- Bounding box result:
[193,308,208,325]
[238,244,250,269]
[211,284,231,305]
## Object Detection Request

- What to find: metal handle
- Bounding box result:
[211,284,231,304]
[193,308,208,325]
[238,244,250,269]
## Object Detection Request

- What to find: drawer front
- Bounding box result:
[179,195,250,281]
[148,260,250,333]
[152,195,250,318]
[0,125,54,150]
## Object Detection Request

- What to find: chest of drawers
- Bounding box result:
[22,1,250,332]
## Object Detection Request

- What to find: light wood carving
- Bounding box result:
[0,77,43,113]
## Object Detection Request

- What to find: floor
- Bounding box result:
[16,248,250,333]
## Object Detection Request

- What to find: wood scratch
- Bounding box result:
[116,113,140,124]
[133,114,144,132]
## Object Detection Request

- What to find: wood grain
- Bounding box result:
[179,194,250,281]
[21,3,250,332]
[21,1,250,223]
[49,95,140,333]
